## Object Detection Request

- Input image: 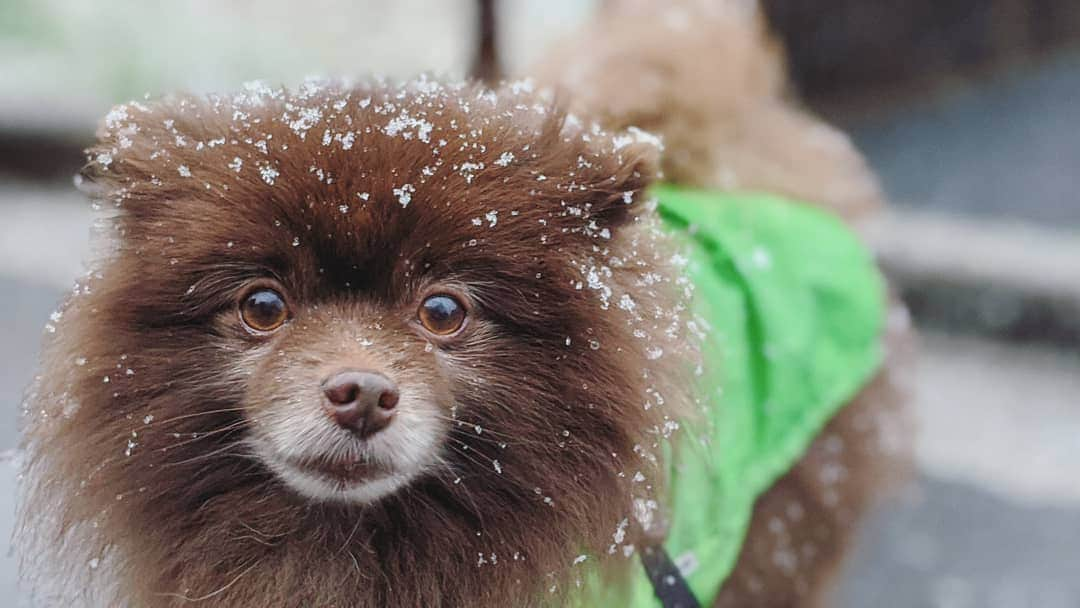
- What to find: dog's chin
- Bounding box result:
[252,442,429,505]
[276,461,418,504]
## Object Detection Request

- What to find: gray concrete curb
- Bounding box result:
[865,209,1080,347]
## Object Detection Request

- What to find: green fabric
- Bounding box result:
[577,185,886,606]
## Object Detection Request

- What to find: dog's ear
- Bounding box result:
[77,101,166,212]
[580,126,663,230]
[76,96,272,225]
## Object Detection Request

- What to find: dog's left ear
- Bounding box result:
[583,127,663,229]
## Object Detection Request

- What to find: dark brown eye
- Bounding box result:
[418,294,467,336]
[240,288,289,332]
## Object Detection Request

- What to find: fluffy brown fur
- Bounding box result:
[19,80,697,606]
[530,1,913,605]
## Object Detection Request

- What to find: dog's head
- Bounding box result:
[24,79,695,603]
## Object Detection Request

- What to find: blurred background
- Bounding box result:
[1,1,1077,606]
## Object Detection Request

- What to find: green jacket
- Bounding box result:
[581,185,885,606]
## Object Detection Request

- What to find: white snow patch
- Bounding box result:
[393,183,416,207]
[259,165,279,185]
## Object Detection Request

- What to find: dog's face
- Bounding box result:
[231,249,471,505]
[48,79,690,515]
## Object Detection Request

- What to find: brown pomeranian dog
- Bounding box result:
[19,4,909,608]
[20,78,697,607]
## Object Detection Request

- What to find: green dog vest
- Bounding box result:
[578,185,885,606]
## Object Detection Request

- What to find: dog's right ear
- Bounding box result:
[77,102,157,206]
[76,95,279,225]
[77,101,185,218]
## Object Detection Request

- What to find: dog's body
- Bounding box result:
[531,3,911,604]
[19,4,909,607]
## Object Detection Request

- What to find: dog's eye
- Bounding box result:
[418,294,467,336]
[240,288,289,333]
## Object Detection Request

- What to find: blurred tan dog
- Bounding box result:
[531,0,884,224]
[531,1,912,605]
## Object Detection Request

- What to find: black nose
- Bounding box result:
[320,370,399,437]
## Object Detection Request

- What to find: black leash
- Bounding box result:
[639,544,702,608]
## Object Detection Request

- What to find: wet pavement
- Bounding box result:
[839,476,1080,608]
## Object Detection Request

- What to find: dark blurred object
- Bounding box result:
[763,0,1080,107]
[470,0,503,83]
[0,131,88,182]
[892,270,1080,350]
